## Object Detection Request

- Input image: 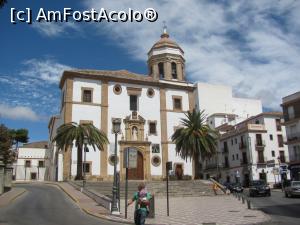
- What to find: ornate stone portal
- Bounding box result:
[119,112,151,180]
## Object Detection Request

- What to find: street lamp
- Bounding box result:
[111,118,121,215]
[83,135,88,189]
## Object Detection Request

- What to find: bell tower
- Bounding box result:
[147,25,185,81]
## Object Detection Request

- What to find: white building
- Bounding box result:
[282,91,300,180]
[14,141,50,181]
[48,29,266,182]
[203,112,290,186]
[195,83,262,127]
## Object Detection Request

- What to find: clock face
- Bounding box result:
[152,144,160,153]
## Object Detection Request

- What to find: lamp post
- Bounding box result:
[247,136,253,182]
[111,118,121,215]
[83,135,88,189]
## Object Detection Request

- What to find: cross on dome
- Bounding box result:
[161,21,169,38]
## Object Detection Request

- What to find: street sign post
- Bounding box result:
[166,161,172,217]
[124,147,137,219]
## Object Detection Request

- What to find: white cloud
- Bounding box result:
[31,21,79,37]
[20,59,73,84]
[82,0,300,110]
[0,104,40,121]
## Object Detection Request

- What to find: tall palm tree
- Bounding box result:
[53,122,109,180]
[171,109,218,179]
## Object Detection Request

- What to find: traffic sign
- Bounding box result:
[123,147,137,168]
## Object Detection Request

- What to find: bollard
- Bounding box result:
[247,199,251,209]
[148,194,155,218]
[0,157,5,195]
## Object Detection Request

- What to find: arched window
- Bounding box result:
[171,62,177,79]
[158,62,164,78]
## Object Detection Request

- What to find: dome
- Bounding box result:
[148,32,184,54]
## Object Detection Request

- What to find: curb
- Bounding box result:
[52,182,133,224]
[0,188,27,208]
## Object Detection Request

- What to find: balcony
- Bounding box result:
[239,142,247,150]
[286,132,300,144]
[222,147,229,154]
[223,163,230,168]
[240,159,248,165]
[289,154,300,163]
[257,157,267,164]
[205,163,218,170]
[255,140,265,150]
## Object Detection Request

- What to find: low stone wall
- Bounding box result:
[68,181,112,211]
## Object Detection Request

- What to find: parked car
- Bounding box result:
[228,183,244,193]
[285,181,300,198]
[249,180,271,197]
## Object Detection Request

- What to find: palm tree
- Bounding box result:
[0,0,7,8]
[171,109,218,179]
[53,122,109,180]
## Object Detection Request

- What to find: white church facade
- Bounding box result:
[48,29,262,181]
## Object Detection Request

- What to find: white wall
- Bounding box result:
[107,82,162,176]
[70,78,103,177]
[16,147,49,181]
[195,82,262,118]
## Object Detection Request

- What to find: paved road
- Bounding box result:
[0,184,121,225]
[247,190,300,225]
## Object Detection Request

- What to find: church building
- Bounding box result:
[48,28,196,181]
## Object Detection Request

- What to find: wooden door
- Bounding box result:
[128,151,144,180]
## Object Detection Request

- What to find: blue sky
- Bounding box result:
[1,0,300,142]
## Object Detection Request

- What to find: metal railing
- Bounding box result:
[239,142,247,150]
[256,157,268,164]
[255,140,266,147]
[287,132,300,142]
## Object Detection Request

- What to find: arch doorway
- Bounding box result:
[128,150,144,180]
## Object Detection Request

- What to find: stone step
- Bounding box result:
[71,179,222,198]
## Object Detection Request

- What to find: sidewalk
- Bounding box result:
[53,182,271,225]
[0,188,26,207]
[121,195,271,225]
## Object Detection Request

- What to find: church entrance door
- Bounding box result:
[128,151,144,180]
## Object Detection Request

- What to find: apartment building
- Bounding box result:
[282,91,300,180]
[203,112,289,186]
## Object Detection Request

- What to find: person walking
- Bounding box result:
[127,183,152,225]
[212,182,218,195]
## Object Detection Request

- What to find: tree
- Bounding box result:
[0,124,13,166]
[0,0,7,8]
[53,122,109,180]
[9,128,29,149]
[171,109,218,179]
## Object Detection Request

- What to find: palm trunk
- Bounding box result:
[75,145,83,180]
[194,151,201,179]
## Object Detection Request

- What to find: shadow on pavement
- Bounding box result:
[257,202,300,218]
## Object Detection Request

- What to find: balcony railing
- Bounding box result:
[287,132,300,143]
[255,140,266,149]
[239,142,247,150]
[222,147,229,153]
[240,159,248,165]
[224,163,230,168]
[289,154,300,162]
[257,157,267,164]
[205,163,218,170]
